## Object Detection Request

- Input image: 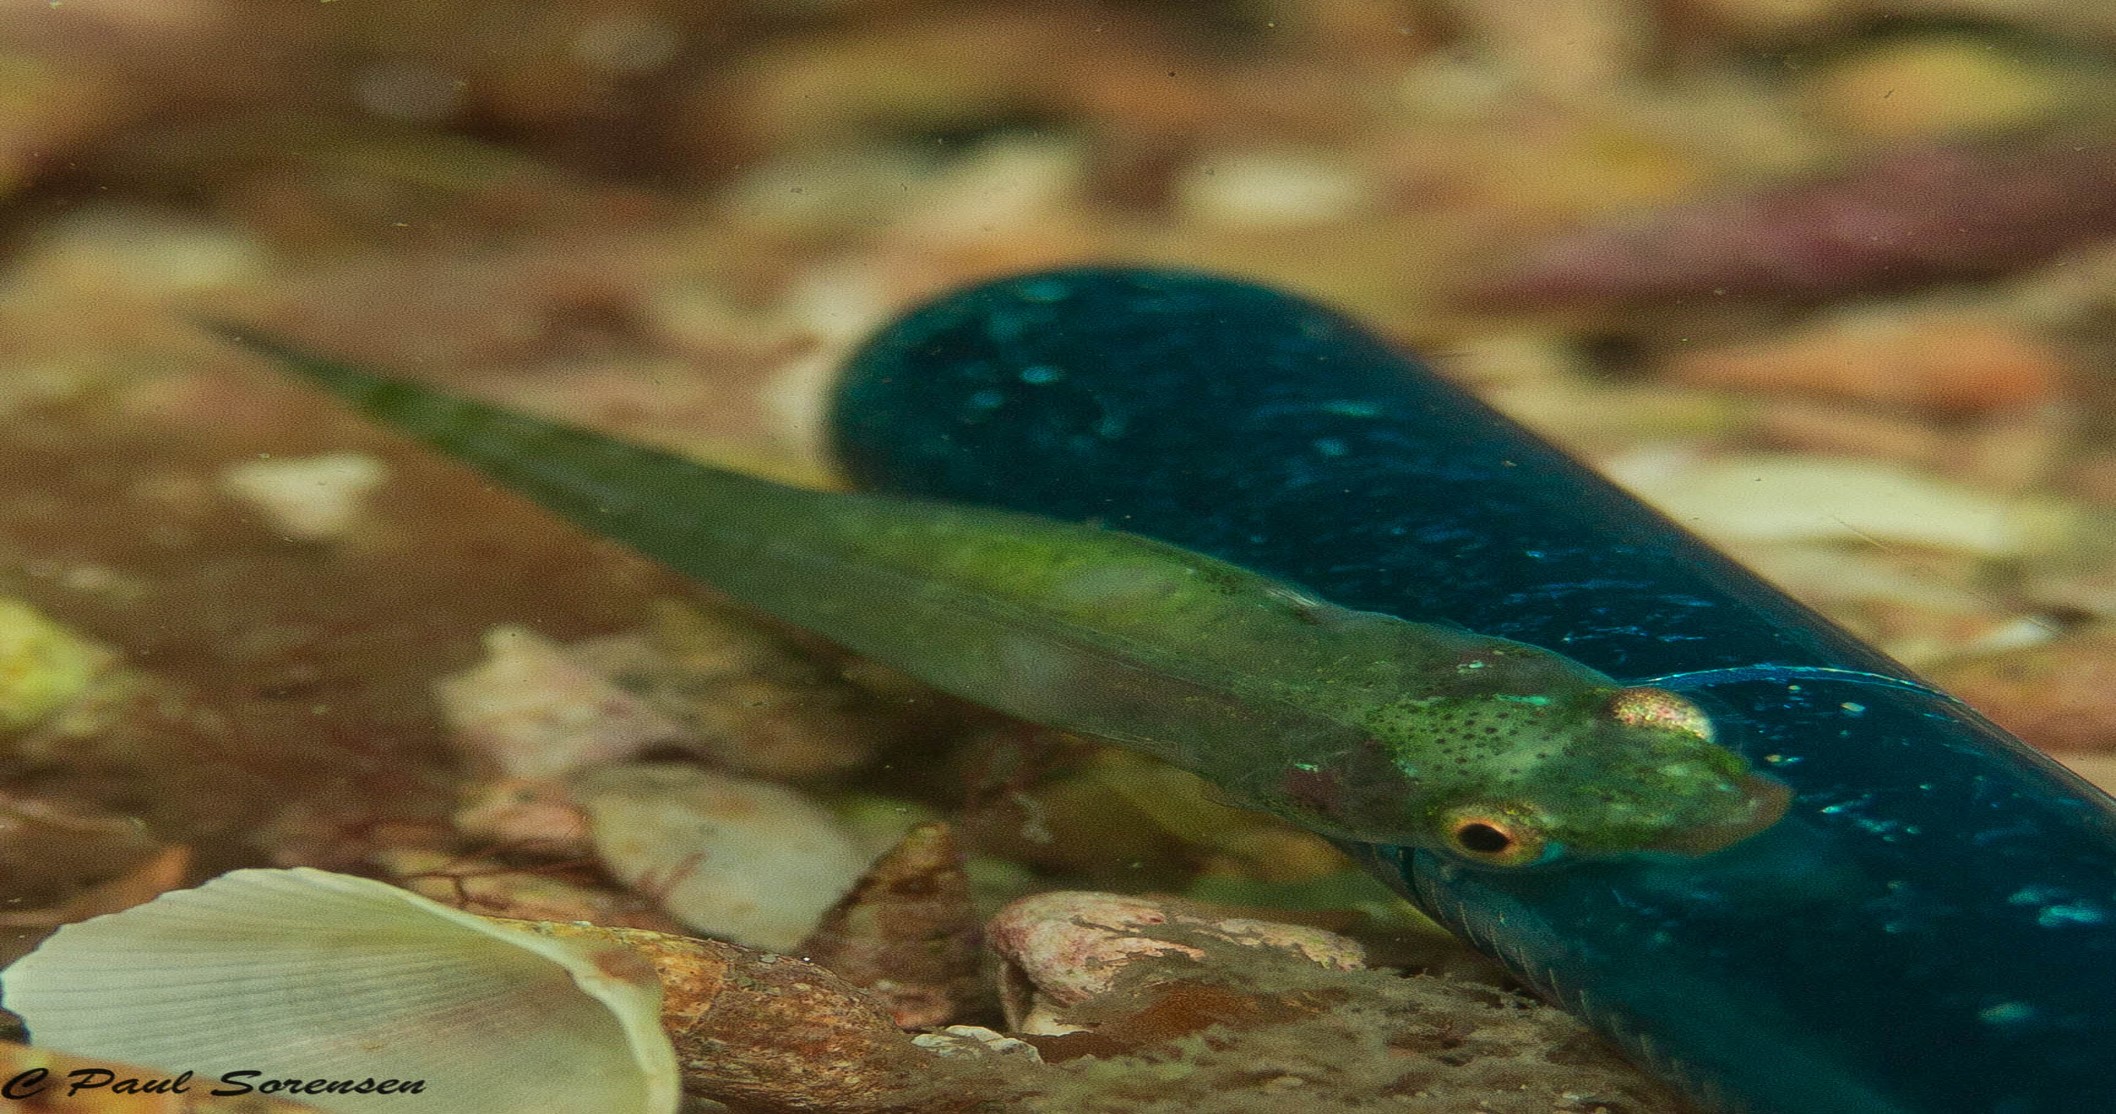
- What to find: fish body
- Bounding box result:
[221,328,1784,865]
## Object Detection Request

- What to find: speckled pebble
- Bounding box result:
[542,921,962,1114]
[912,1025,1044,1062]
[798,821,984,1029]
[985,891,1365,1035]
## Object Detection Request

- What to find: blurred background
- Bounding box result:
[0,0,2114,1033]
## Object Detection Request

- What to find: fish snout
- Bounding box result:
[1648,773,1794,856]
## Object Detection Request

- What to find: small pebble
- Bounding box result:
[1927,624,2116,753]
[1799,34,2089,141]
[798,821,984,1029]
[433,626,694,779]
[1473,132,2116,305]
[912,1025,1043,1062]
[620,927,963,1113]
[217,451,390,542]
[1176,148,1372,229]
[547,922,962,1114]
[1664,310,2067,414]
[564,600,900,779]
[1749,399,1952,466]
[453,776,593,853]
[1601,451,2057,558]
[577,762,871,951]
[0,599,115,734]
[985,891,1365,1036]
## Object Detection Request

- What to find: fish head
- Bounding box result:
[1344,682,1789,868]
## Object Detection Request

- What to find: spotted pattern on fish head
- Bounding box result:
[1293,649,1788,866]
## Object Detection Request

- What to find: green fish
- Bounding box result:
[217,327,1789,868]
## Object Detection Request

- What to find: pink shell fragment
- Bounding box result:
[1475,132,2116,307]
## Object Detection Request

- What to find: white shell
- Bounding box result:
[577,762,869,950]
[1,868,680,1114]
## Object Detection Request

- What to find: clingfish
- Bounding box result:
[216,328,1788,869]
[826,268,2116,1114]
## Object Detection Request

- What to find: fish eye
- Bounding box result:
[1441,807,1550,867]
